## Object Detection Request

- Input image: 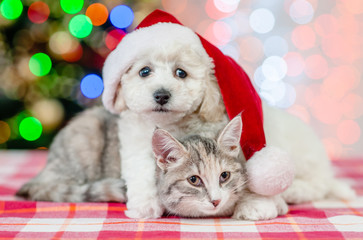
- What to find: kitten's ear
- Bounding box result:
[217,115,243,157]
[152,129,187,171]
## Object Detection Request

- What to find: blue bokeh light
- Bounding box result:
[80,74,104,99]
[109,5,134,29]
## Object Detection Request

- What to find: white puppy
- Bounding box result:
[102,23,228,218]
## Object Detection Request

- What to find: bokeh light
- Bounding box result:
[212,21,232,45]
[0,121,11,144]
[86,3,108,26]
[322,66,360,100]
[291,25,316,50]
[49,31,76,55]
[264,36,288,57]
[205,0,234,20]
[276,83,297,109]
[69,15,93,38]
[262,56,287,82]
[0,0,23,20]
[61,43,83,62]
[161,0,188,15]
[60,0,83,14]
[304,83,320,107]
[310,93,343,125]
[31,99,64,131]
[214,0,240,13]
[284,52,305,77]
[259,81,287,106]
[17,56,36,80]
[249,8,275,34]
[304,54,328,80]
[253,66,265,88]
[340,0,363,15]
[105,29,126,50]
[221,44,239,61]
[239,37,263,62]
[28,1,50,24]
[321,34,344,59]
[80,74,104,99]
[110,5,134,29]
[289,0,314,24]
[49,31,83,62]
[314,14,338,37]
[29,53,52,77]
[19,117,43,141]
[337,120,361,145]
[340,94,363,120]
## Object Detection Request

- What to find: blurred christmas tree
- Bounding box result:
[0,0,160,149]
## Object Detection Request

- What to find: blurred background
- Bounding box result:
[0,0,362,159]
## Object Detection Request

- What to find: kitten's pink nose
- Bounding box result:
[211,199,221,207]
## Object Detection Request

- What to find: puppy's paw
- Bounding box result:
[282,179,325,204]
[274,195,289,216]
[125,198,164,219]
[233,197,278,221]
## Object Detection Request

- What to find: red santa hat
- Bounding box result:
[102,10,294,196]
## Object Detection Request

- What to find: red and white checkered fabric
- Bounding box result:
[1,151,362,239]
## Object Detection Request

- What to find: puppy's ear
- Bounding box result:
[199,74,225,122]
[112,81,127,113]
[102,48,131,114]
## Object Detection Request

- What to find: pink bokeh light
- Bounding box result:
[304,55,329,80]
[291,25,316,50]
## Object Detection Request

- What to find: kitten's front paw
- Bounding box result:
[125,198,164,219]
[233,199,278,221]
[233,195,288,221]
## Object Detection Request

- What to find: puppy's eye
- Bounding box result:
[175,68,187,78]
[187,175,203,187]
[139,67,151,77]
[219,171,230,183]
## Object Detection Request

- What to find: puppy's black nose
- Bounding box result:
[153,89,171,106]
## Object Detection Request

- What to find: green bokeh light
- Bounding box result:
[19,117,43,141]
[0,0,23,20]
[29,53,52,77]
[69,15,93,38]
[60,0,83,14]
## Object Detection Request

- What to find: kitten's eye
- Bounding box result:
[187,175,203,186]
[220,171,230,183]
[175,68,187,78]
[139,67,151,77]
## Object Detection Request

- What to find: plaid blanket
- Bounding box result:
[0,151,362,239]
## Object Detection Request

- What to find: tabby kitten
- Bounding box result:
[152,115,245,217]
[152,116,288,219]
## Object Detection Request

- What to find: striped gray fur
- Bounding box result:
[16,107,126,203]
